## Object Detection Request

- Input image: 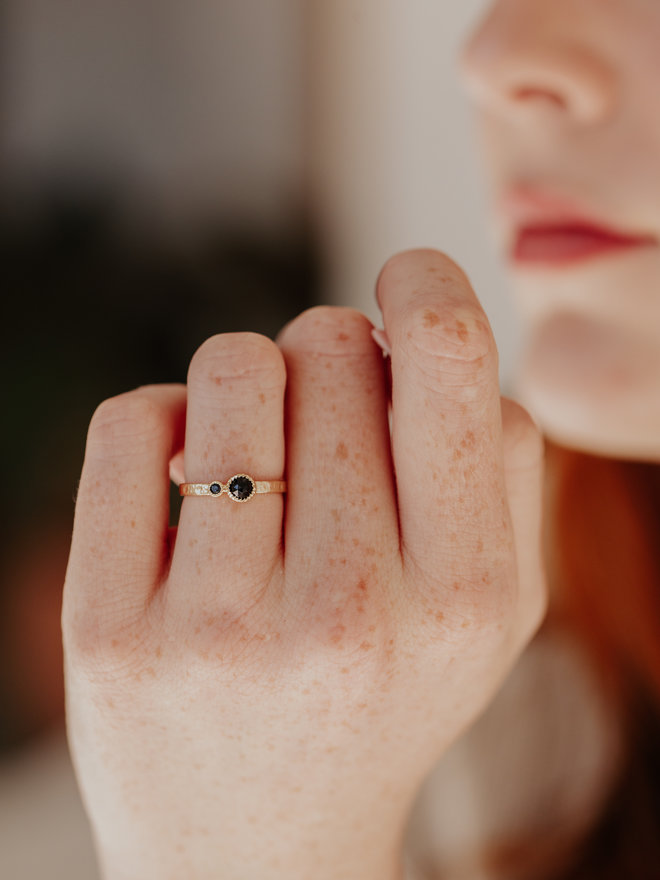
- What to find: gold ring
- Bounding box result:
[179,474,286,503]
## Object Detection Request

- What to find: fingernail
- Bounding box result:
[371,327,392,357]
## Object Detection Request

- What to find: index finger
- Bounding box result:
[376,249,513,596]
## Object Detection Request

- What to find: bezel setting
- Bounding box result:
[227,474,256,502]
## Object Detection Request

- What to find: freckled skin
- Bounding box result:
[63,256,545,878]
[423,309,441,328]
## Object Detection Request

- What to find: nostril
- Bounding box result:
[512,86,566,108]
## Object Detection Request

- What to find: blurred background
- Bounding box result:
[0,1,516,875]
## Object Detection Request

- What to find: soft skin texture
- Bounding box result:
[460,0,660,461]
[62,250,546,880]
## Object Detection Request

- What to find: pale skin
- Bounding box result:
[64,0,660,875]
[63,250,546,879]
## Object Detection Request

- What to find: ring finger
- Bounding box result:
[169,332,287,613]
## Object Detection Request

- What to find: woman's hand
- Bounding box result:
[62,249,547,880]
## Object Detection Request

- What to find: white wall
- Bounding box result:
[306,0,520,390]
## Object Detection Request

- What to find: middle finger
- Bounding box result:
[277,307,399,585]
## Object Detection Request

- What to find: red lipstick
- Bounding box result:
[499,186,657,267]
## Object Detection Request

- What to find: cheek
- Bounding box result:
[513,311,660,458]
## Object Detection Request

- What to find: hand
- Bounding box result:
[62,249,547,880]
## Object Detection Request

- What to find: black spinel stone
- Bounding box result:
[228,476,254,501]
[210,482,222,495]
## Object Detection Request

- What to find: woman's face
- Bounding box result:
[459,0,660,461]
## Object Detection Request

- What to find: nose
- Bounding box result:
[458,1,617,125]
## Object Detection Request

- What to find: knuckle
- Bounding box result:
[399,300,497,387]
[188,332,285,392]
[501,399,545,471]
[87,391,167,458]
[278,305,374,356]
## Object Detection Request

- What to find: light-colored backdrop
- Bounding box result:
[306,0,520,389]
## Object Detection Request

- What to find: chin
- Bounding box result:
[512,312,660,463]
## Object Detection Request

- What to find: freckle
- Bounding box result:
[359,641,374,651]
[436,611,445,622]
[453,581,461,591]
[337,332,349,342]
[336,442,349,461]
[189,539,198,547]
[461,430,476,450]
[195,563,201,575]
[482,572,491,584]
[259,393,266,404]
[388,639,394,646]
[331,509,341,523]
[340,558,347,566]
[476,539,484,553]
[329,624,346,644]
[453,448,463,461]
[105,697,115,709]
[462,621,470,629]
[214,376,223,385]
[155,646,162,658]
[146,667,156,678]
[341,667,350,674]
[130,519,136,529]
[208,549,213,560]
[194,626,201,634]
[111,639,119,648]
[357,579,367,592]
[456,320,469,343]
[302,688,310,695]
[368,625,376,632]
[423,309,441,328]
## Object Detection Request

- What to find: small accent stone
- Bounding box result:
[209,482,222,495]
[228,475,254,501]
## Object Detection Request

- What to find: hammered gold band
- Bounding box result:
[179,474,286,503]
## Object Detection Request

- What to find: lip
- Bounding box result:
[498,185,658,268]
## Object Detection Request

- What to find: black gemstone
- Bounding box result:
[228,475,254,501]
[209,482,222,495]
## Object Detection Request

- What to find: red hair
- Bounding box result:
[478,439,660,880]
